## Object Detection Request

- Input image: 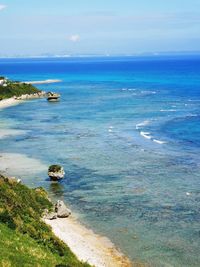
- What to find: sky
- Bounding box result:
[0,0,200,56]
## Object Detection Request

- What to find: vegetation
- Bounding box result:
[0,174,90,267]
[48,165,62,172]
[0,77,40,100]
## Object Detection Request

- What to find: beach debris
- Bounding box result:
[48,165,65,180]
[47,92,60,102]
[186,192,191,196]
[55,200,71,218]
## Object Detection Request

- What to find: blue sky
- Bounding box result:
[0,0,200,56]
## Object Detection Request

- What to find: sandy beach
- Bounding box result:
[45,217,132,267]
[0,97,22,109]
[23,79,62,84]
[0,92,46,110]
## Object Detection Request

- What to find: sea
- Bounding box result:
[0,56,200,267]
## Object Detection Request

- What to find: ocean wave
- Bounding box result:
[136,120,166,145]
[140,131,152,140]
[141,90,156,95]
[153,139,166,144]
[108,126,114,133]
[121,88,156,96]
[139,131,167,145]
[160,109,177,112]
[135,120,150,130]
[188,114,198,117]
[121,88,136,91]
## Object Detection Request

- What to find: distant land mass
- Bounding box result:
[1,50,200,59]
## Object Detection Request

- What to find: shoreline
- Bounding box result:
[23,79,62,85]
[0,97,22,109]
[0,96,134,267]
[0,92,46,110]
[45,217,132,267]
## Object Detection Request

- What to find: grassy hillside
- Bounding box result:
[0,174,90,267]
[0,78,40,99]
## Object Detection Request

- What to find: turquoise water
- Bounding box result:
[0,56,200,266]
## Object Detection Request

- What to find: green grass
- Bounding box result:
[0,79,40,99]
[0,175,91,267]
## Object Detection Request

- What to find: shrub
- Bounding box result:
[48,165,62,172]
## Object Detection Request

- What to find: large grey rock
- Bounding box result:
[55,200,71,218]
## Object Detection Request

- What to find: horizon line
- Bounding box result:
[1,51,200,59]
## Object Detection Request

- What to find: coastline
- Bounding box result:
[45,217,132,267]
[0,92,46,110]
[0,96,134,267]
[23,79,62,84]
[0,97,22,109]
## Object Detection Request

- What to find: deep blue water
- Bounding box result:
[0,56,200,266]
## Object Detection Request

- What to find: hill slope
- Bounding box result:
[0,174,90,267]
[0,78,40,99]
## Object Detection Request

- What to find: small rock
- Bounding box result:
[55,200,71,218]
[48,165,65,180]
[44,212,58,220]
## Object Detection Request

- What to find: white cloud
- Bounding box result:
[69,34,80,42]
[0,4,6,11]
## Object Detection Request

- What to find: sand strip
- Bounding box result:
[0,92,46,110]
[23,79,62,84]
[0,98,22,109]
[45,217,132,267]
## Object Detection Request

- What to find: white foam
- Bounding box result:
[140,131,152,140]
[136,120,150,130]
[153,139,166,144]
[121,88,136,91]
[141,91,156,95]
[160,109,176,112]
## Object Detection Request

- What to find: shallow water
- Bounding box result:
[0,56,200,266]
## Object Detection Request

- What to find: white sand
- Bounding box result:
[0,98,22,109]
[45,217,132,267]
[23,79,62,84]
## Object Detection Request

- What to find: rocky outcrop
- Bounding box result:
[43,200,71,220]
[47,92,60,102]
[48,165,65,180]
[55,200,71,218]
[15,91,46,100]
